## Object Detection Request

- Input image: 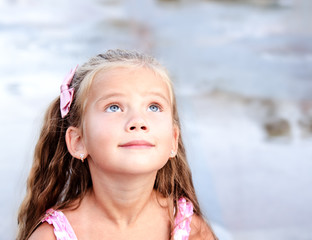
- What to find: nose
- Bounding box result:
[126,116,149,132]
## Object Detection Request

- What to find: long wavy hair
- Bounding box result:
[17,49,211,239]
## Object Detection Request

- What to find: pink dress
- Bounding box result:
[42,197,193,240]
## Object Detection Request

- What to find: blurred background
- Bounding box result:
[0,0,312,239]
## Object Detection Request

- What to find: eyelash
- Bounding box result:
[104,103,122,112]
[148,102,163,112]
[104,102,163,112]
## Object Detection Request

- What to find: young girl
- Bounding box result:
[17,49,217,240]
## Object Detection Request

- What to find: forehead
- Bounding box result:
[90,67,172,101]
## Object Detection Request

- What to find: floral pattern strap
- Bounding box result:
[41,208,78,240]
[173,197,194,240]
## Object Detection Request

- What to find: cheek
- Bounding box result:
[156,124,175,149]
[152,114,175,137]
[83,116,117,149]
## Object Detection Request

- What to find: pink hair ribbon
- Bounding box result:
[60,65,78,118]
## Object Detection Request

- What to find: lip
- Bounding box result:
[119,140,155,148]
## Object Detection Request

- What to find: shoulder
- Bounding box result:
[28,222,56,240]
[189,214,216,240]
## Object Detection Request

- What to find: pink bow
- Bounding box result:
[60,65,78,118]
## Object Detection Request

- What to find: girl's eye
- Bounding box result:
[106,104,121,112]
[148,104,161,112]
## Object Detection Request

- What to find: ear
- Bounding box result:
[65,126,88,160]
[171,124,180,155]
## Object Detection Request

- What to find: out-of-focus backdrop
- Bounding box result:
[0,0,311,239]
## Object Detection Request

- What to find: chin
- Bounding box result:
[117,159,169,175]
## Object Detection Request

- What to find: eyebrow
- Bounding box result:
[95,93,125,103]
[144,91,170,105]
[96,91,170,104]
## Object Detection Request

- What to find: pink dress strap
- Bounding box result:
[42,208,78,240]
[173,197,194,240]
[41,198,193,240]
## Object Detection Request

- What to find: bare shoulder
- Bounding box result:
[28,222,56,240]
[189,214,217,240]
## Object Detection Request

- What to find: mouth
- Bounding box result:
[118,140,155,149]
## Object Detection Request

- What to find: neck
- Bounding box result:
[87,171,158,227]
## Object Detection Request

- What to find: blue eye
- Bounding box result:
[148,104,160,112]
[106,104,121,112]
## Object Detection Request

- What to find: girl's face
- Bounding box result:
[79,67,179,176]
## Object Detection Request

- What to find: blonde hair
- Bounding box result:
[17,49,212,239]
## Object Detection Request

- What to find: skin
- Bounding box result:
[29,67,215,240]
[78,67,178,178]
